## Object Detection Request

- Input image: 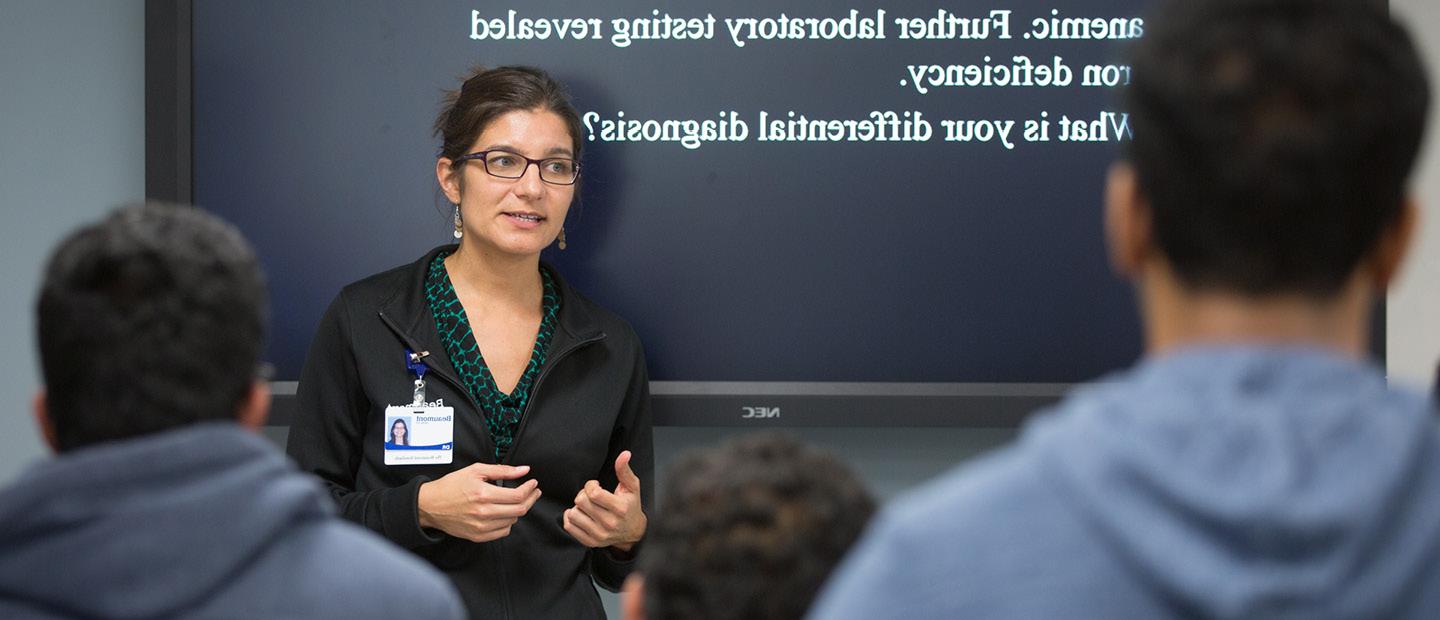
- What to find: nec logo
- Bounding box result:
[741,406,780,419]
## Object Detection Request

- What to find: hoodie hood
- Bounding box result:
[0,423,332,618]
[1032,346,1440,617]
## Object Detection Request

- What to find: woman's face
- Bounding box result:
[392,421,406,439]
[438,108,576,258]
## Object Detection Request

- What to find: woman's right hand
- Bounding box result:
[417,463,541,542]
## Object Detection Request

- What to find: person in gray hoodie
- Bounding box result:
[0,203,465,619]
[810,0,1440,618]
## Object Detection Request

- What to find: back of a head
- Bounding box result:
[640,433,876,620]
[1125,0,1429,297]
[37,203,268,452]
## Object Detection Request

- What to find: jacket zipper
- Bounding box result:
[493,332,604,620]
[501,332,606,466]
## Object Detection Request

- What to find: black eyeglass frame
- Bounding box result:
[452,150,582,185]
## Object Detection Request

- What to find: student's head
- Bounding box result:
[34,203,270,452]
[1111,0,1428,299]
[623,433,875,620]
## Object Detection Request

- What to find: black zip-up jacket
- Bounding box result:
[287,245,653,619]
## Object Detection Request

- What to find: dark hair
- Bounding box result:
[639,433,876,620]
[390,418,409,446]
[1124,0,1429,297]
[36,203,268,452]
[434,65,584,166]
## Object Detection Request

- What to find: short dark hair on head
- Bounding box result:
[434,65,584,164]
[1124,0,1429,297]
[37,203,268,452]
[640,432,876,620]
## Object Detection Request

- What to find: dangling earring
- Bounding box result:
[557,227,567,250]
[452,205,463,239]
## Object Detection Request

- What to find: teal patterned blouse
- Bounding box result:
[425,252,560,460]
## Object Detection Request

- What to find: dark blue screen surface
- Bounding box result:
[195,0,1147,383]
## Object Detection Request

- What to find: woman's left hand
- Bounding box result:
[563,450,647,552]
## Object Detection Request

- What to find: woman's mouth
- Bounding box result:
[503,212,546,229]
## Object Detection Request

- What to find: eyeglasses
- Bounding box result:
[453,150,581,185]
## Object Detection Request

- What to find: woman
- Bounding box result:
[387,418,409,446]
[287,66,653,618]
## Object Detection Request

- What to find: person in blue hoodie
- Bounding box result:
[809,1,1439,618]
[0,203,465,619]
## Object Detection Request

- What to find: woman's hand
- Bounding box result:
[563,451,647,552]
[418,463,541,542]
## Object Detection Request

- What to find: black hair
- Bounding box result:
[390,418,409,446]
[36,203,268,452]
[639,432,876,620]
[1124,0,1429,297]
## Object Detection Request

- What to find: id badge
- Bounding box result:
[383,405,454,465]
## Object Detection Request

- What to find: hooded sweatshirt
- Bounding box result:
[810,347,1440,619]
[0,423,464,620]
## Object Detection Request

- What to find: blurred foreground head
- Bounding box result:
[36,203,268,452]
[626,433,876,620]
[1116,0,1428,298]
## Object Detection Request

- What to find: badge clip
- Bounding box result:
[405,349,430,405]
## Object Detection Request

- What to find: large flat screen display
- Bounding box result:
[191,0,1151,425]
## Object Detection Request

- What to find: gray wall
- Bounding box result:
[1391,0,1440,390]
[0,0,146,483]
